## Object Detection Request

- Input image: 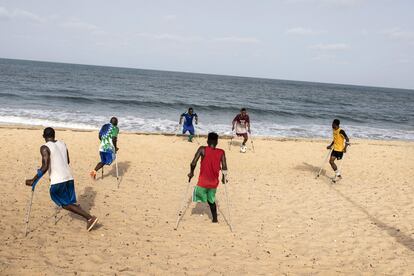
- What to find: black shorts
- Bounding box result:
[331,150,343,160]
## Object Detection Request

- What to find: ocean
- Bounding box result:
[0,58,413,140]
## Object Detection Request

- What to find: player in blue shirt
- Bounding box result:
[179,107,198,142]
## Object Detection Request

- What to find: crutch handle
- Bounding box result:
[31,169,43,191]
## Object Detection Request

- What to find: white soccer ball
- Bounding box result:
[240,146,247,153]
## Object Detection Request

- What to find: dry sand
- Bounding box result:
[0,126,413,275]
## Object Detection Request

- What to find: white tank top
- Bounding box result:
[44,140,74,185]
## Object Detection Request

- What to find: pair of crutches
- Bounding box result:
[316,147,349,182]
[174,176,233,232]
[101,153,119,187]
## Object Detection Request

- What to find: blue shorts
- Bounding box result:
[50,180,77,207]
[100,151,115,165]
[182,125,195,135]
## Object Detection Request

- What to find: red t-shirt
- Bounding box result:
[233,114,250,126]
[197,146,224,189]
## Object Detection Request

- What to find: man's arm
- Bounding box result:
[340,129,350,152]
[67,149,70,164]
[112,136,118,152]
[247,116,251,133]
[221,151,228,184]
[25,146,50,186]
[195,114,198,125]
[232,115,238,130]
[179,114,184,125]
[188,146,204,181]
[327,141,334,149]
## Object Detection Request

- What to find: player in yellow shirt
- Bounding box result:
[327,119,350,178]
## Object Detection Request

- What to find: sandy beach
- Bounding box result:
[0,126,413,275]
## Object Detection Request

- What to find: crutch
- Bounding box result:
[332,146,350,183]
[172,124,182,143]
[174,179,192,230]
[228,131,235,151]
[223,177,233,232]
[101,167,104,180]
[316,148,333,178]
[25,175,42,237]
[249,133,255,153]
[193,126,200,145]
[54,206,59,225]
[115,153,120,188]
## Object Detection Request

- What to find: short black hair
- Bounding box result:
[110,117,118,126]
[43,127,55,138]
[333,119,340,126]
[188,107,193,111]
[207,132,218,146]
[241,108,247,112]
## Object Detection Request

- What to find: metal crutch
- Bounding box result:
[316,148,334,178]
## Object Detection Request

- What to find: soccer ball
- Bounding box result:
[240,145,247,153]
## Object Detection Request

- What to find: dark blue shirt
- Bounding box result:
[182,112,197,127]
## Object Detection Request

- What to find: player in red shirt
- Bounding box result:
[232,108,251,148]
[188,132,228,223]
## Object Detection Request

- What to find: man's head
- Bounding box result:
[43,127,55,141]
[240,108,247,116]
[188,107,193,115]
[207,132,219,147]
[110,117,118,126]
[332,119,340,129]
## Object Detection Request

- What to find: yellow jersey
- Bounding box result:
[333,127,345,152]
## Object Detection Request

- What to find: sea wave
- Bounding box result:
[0,110,412,141]
[3,92,406,125]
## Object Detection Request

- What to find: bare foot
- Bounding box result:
[89,170,97,180]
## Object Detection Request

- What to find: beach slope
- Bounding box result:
[0,127,413,275]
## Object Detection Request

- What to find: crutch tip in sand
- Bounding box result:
[249,131,255,153]
[222,173,233,232]
[315,148,333,179]
[24,169,43,237]
[174,178,192,230]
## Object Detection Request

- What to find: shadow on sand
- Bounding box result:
[26,186,100,236]
[295,162,414,252]
[99,161,131,187]
[295,162,329,179]
[191,202,213,220]
[331,186,414,252]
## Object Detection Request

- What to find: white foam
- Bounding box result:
[0,107,412,140]
[0,115,98,130]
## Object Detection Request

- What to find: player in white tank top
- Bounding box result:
[25,127,99,231]
[44,140,74,185]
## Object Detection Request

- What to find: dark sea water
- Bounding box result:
[0,58,413,140]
